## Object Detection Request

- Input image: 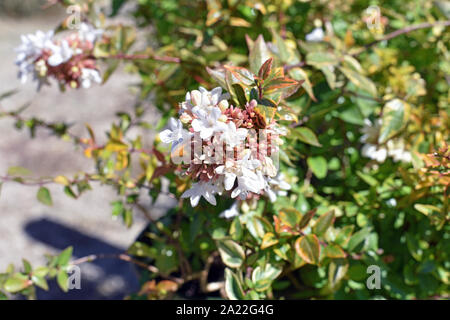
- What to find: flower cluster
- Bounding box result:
[160,87,290,207]
[15,23,103,90]
[360,118,412,163]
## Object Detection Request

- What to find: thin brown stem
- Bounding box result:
[284,20,450,71]
[71,253,184,285]
[353,20,450,56]
[105,53,181,64]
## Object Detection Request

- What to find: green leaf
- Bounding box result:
[271,31,290,63]
[307,156,328,179]
[298,208,317,229]
[261,232,279,249]
[414,204,441,217]
[122,209,133,228]
[230,217,243,241]
[323,244,346,258]
[378,99,411,144]
[32,266,49,278]
[101,60,120,83]
[320,66,337,89]
[128,241,157,258]
[64,186,77,199]
[347,227,371,252]
[32,275,49,291]
[110,0,128,16]
[357,171,379,186]
[249,35,271,75]
[289,68,317,101]
[292,127,322,147]
[252,264,282,292]
[217,239,245,268]
[335,225,354,247]
[37,187,53,206]
[339,66,377,97]
[258,57,273,80]
[313,210,335,236]
[279,208,301,228]
[328,259,349,289]
[206,67,227,89]
[295,234,321,265]
[4,273,29,293]
[232,83,248,106]
[57,270,69,292]
[224,268,245,300]
[22,259,32,274]
[306,52,339,68]
[56,247,73,267]
[7,166,32,176]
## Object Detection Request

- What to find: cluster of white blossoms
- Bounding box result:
[360,119,412,163]
[160,87,291,207]
[15,23,103,90]
[305,27,325,42]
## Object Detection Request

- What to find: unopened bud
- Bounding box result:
[218,100,229,111]
[190,90,202,106]
[180,112,192,123]
[71,66,80,73]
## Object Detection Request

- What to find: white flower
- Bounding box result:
[387,140,412,163]
[181,181,218,207]
[360,118,381,144]
[216,150,264,200]
[221,121,248,148]
[159,118,191,152]
[361,144,387,162]
[263,173,291,203]
[77,23,104,43]
[386,198,397,207]
[15,30,54,84]
[219,202,240,219]
[191,106,227,140]
[80,68,102,88]
[47,40,75,66]
[181,86,229,113]
[305,28,325,42]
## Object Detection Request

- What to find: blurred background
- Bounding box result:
[0,0,158,299]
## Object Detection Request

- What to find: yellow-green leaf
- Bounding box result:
[217,239,245,268]
[313,210,335,236]
[295,234,321,265]
[37,187,53,206]
[378,99,411,144]
[324,244,346,258]
[261,232,279,249]
[292,127,322,147]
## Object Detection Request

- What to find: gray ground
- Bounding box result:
[0,7,168,299]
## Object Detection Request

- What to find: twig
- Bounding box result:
[71,253,184,285]
[104,53,181,64]
[200,252,220,293]
[353,20,450,56]
[284,20,450,71]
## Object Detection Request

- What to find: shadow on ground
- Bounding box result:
[24,218,140,299]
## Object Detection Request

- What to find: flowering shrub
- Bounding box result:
[0,0,449,300]
[16,23,103,89]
